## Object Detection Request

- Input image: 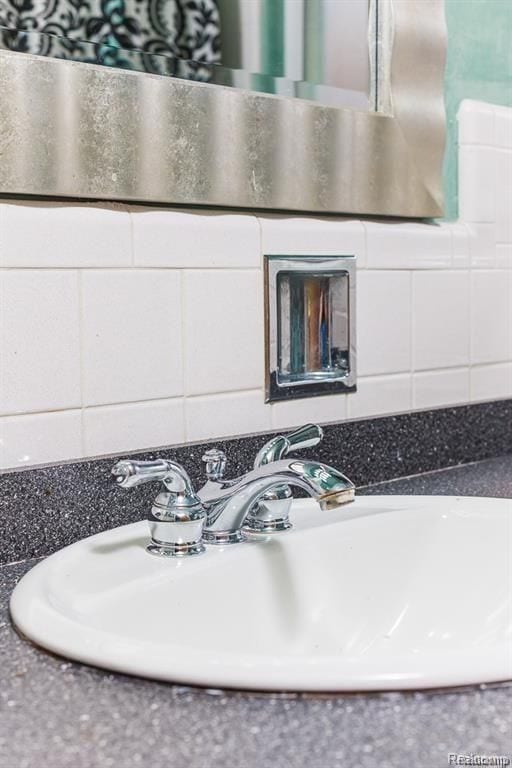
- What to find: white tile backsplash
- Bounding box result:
[81,270,184,406]
[259,215,366,264]
[270,394,347,431]
[494,106,512,150]
[450,223,471,269]
[459,146,496,223]
[0,270,81,415]
[496,243,512,269]
[132,208,260,269]
[346,374,412,420]
[470,271,511,364]
[83,399,185,456]
[413,368,470,410]
[471,363,512,402]
[458,100,495,146]
[356,271,411,376]
[365,221,452,270]
[0,201,131,268]
[183,269,264,396]
[413,271,470,371]
[466,223,496,268]
[0,410,82,469]
[0,99,511,467]
[185,390,271,442]
[495,150,512,244]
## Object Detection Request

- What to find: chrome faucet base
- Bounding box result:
[243,518,292,534]
[243,494,294,533]
[202,530,245,545]
[147,541,205,557]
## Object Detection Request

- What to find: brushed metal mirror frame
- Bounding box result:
[0,0,446,217]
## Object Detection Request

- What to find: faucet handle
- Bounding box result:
[202,449,227,481]
[254,423,324,467]
[285,423,324,452]
[112,459,174,489]
[247,424,324,534]
[112,458,206,557]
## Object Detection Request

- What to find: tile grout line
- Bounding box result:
[77,269,86,458]
[468,256,475,399]
[180,270,189,441]
[410,270,416,410]
[128,206,135,267]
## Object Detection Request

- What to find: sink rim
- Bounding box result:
[10,495,512,692]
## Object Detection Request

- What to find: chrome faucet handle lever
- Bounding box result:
[284,422,324,450]
[246,424,324,534]
[202,449,227,481]
[111,458,206,558]
[253,423,324,468]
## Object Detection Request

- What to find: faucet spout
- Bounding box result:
[198,458,355,544]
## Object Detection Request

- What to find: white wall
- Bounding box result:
[0,99,511,469]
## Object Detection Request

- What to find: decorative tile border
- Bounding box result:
[1,399,511,565]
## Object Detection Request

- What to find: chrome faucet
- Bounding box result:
[111,424,355,557]
[244,423,324,534]
[111,458,206,557]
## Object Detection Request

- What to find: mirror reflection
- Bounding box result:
[0,0,373,109]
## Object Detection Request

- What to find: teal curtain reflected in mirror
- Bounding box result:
[259,0,324,98]
[219,0,369,106]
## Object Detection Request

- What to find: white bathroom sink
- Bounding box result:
[10,495,512,692]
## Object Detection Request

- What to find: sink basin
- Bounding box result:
[10,495,512,692]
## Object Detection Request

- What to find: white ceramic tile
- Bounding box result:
[185,390,271,442]
[0,201,131,268]
[510,270,512,360]
[494,106,512,149]
[364,221,452,270]
[183,269,264,395]
[466,224,496,268]
[0,410,82,470]
[259,215,365,266]
[271,393,347,431]
[346,374,412,419]
[413,271,470,371]
[450,223,471,268]
[131,208,260,268]
[495,150,512,244]
[496,244,512,269]
[0,270,81,415]
[413,368,470,410]
[459,146,496,223]
[471,271,511,365]
[458,100,495,146]
[83,398,185,456]
[471,363,512,402]
[357,271,411,376]
[82,270,183,406]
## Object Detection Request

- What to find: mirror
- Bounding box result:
[0,0,373,110]
[0,0,446,218]
[218,0,372,109]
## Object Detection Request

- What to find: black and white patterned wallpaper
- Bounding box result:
[0,0,221,78]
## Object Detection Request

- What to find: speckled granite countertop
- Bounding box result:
[1,456,511,768]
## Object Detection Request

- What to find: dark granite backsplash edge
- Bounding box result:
[1,399,511,565]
